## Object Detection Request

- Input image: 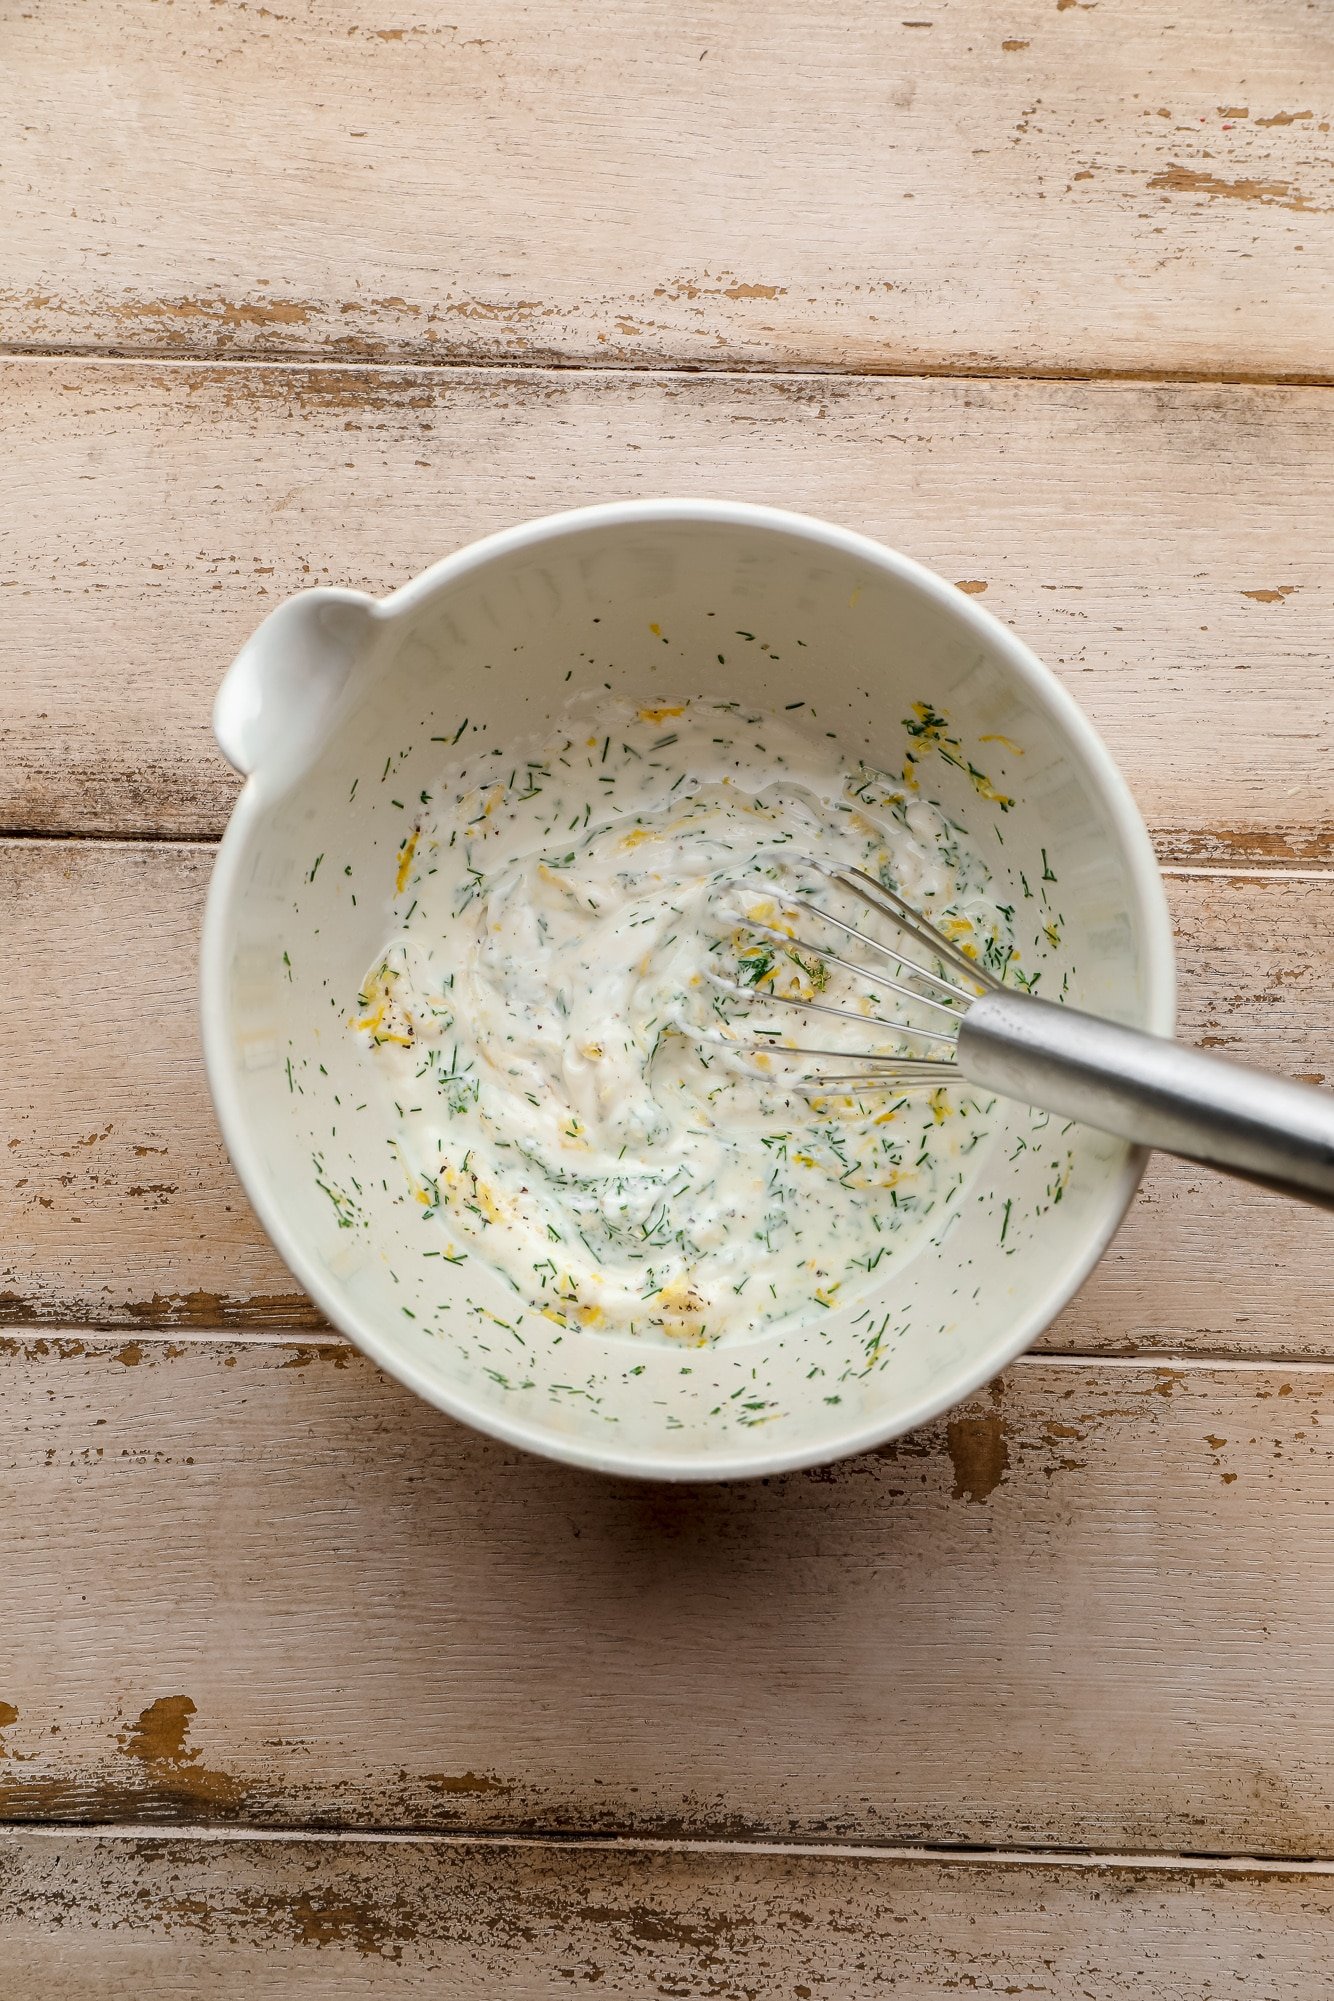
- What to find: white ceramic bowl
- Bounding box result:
[203,501,1174,1479]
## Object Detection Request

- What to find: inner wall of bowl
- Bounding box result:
[221,515,1155,1470]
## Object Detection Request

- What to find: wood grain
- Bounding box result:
[3,838,1330,1352]
[6,1,1332,1966]
[3,1,1332,379]
[2,1831,1331,1998]
[2,1338,1333,1852]
[4,362,1332,861]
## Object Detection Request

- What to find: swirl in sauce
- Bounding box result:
[354,698,1010,1345]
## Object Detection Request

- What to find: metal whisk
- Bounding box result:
[712,860,1334,1211]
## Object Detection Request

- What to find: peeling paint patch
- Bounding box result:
[946,1411,1009,1502]
[117,1697,246,1813]
[121,1289,322,1329]
[264,1888,412,1959]
[120,1696,198,1768]
[62,1123,114,1155]
[279,1342,352,1369]
[423,1770,512,1795]
[111,295,315,329]
[1147,166,1320,213]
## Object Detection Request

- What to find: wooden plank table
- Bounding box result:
[2,3,1331,1991]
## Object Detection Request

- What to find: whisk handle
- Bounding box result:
[958,991,1334,1210]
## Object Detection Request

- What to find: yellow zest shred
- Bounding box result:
[970,773,1014,809]
[395,828,419,894]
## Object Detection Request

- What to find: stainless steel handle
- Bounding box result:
[957,990,1334,1210]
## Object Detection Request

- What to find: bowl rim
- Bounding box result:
[201,498,1177,1481]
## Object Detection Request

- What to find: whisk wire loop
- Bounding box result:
[706,858,1002,1092]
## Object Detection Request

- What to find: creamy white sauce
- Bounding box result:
[354,698,1011,1345]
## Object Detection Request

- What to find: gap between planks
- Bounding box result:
[2,833,1329,883]
[4,349,1334,393]
[16,1825,1334,1876]
[13,1327,1334,1376]
[1161,865,1334,883]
